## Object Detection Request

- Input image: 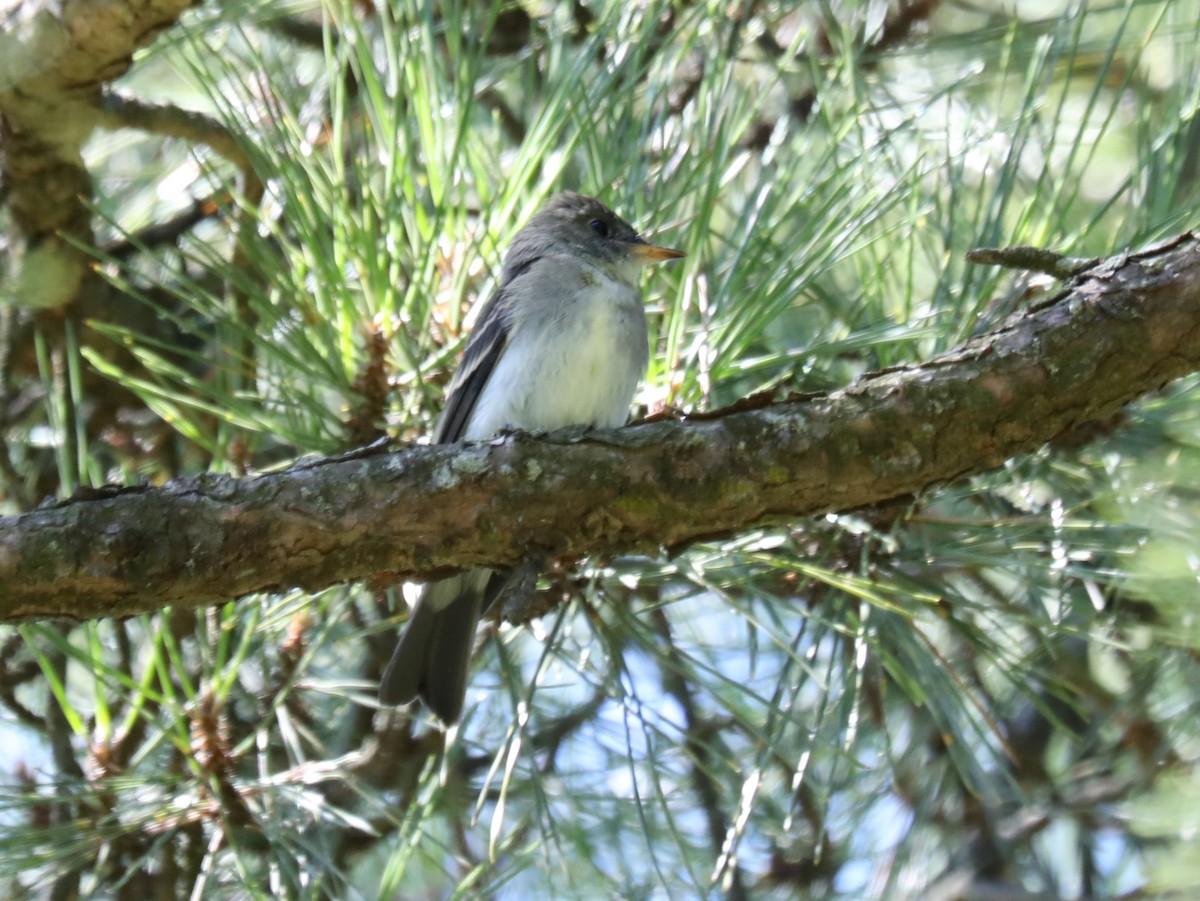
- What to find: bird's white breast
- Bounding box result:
[464,262,649,440]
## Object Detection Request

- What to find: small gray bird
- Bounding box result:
[379,192,685,724]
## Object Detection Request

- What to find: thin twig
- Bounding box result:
[100,195,226,261]
[96,93,255,178]
[965,246,1101,279]
[650,606,749,901]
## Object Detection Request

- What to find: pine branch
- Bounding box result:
[0,0,197,309]
[3,232,1198,620]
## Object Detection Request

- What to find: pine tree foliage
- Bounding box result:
[2,0,1200,898]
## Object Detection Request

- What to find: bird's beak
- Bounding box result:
[630,241,687,264]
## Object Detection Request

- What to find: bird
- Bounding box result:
[378,192,685,724]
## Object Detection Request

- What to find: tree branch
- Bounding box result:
[0,0,197,309]
[3,232,1200,621]
[96,93,254,176]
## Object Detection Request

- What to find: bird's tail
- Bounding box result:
[379,572,489,724]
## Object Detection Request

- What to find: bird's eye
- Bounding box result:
[589,219,610,238]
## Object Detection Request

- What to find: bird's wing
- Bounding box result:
[433,284,513,445]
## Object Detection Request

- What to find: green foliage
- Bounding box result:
[4,0,1200,898]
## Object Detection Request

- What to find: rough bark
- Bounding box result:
[3,231,1199,621]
